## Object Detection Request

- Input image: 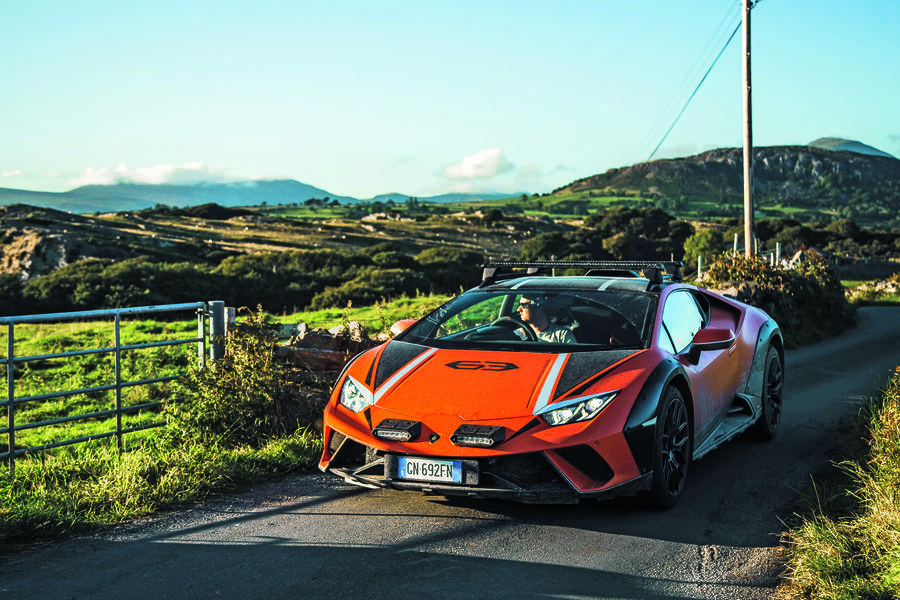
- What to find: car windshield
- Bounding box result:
[400,289,656,351]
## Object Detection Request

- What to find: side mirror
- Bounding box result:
[687,328,735,364]
[389,319,417,337]
[692,327,735,351]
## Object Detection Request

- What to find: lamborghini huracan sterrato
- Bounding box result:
[319,261,784,507]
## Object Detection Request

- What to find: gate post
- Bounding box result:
[6,323,14,470]
[208,301,226,360]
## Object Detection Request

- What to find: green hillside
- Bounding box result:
[551,146,900,226]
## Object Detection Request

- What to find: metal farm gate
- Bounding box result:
[1,301,226,468]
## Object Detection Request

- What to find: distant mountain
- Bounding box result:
[366,192,520,204]
[0,180,523,214]
[808,137,895,159]
[0,179,358,214]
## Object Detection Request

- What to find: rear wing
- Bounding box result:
[480,260,683,285]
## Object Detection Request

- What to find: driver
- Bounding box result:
[517,296,575,343]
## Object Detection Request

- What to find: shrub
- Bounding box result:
[0,273,24,316]
[521,207,693,262]
[165,308,314,448]
[704,252,854,346]
[414,247,484,293]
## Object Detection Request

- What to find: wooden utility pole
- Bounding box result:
[742,0,755,257]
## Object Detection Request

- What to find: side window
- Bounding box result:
[661,291,703,354]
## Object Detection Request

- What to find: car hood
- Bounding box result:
[360,341,643,420]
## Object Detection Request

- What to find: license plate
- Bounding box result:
[397,456,463,483]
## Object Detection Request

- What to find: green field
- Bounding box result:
[276,292,451,333]
[2,317,199,452]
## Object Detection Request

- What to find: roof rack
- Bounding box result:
[480,260,683,285]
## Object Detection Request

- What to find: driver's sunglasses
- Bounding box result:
[517,302,532,309]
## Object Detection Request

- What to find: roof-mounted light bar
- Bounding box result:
[480,260,683,284]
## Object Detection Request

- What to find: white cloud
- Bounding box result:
[66,162,230,187]
[1,169,24,178]
[443,148,514,180]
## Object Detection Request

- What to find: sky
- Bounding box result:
[2,0,898,199]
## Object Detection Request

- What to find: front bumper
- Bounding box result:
[322,429,651,504]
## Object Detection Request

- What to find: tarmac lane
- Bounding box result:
[3,307,900,600]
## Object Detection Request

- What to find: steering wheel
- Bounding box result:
[490,316,538,341]
[608,317,641,347]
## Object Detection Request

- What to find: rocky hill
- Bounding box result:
[555,145,900,224]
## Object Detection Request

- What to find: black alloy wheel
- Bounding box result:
[752,346,783,440]
[650,386,690,508]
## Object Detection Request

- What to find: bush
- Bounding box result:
[414,247,484,293]
[0,273,24,316]
[521,207,693,262]
[17,258,223,313]
[166,308,314,448]
[704,252,855,346]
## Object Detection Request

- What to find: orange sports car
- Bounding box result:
[319,261,784,507]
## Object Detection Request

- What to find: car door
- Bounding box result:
[658,289,738,437]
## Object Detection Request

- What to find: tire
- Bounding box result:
[650,386,691,509]
[752,347,783,440]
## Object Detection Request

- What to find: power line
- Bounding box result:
[646,20,741,162]
[638,0,766,163]
[631,3,739,164]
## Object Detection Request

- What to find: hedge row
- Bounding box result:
[0,245,484,316]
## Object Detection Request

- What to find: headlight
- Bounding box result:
[539,391,618,426]
[339,376,374,413]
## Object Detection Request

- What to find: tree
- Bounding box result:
[482,208,503,227]
[683,229,726,268]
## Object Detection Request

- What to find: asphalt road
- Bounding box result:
[4,307,900,600]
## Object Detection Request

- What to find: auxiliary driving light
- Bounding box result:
[373,419,421,442]
[450,424,505,448]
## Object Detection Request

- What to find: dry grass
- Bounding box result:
[779,368,900,599]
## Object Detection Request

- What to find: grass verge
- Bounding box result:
[778,368,900,599]
[0,430,321,552]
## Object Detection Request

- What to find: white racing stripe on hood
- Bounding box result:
[532,353,568,414]
[374,346,438,403]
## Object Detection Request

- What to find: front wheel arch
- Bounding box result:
[623,363,694,477]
